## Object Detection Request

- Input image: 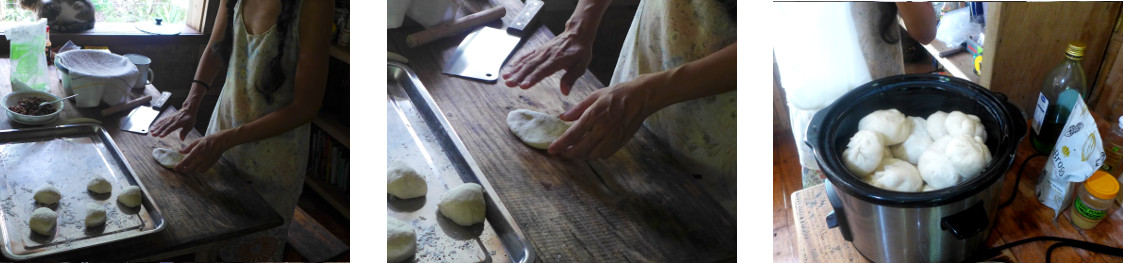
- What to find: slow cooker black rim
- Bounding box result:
[810,74,1024,208]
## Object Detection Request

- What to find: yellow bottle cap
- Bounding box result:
[1085,170,1119,200]
[1067,41,1087,60]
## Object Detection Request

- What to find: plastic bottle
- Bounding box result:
[1031,41,1088,154]
[1069,171,1119,229]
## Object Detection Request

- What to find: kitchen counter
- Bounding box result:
[387,0,736,261]
[0,59,281,261]
[792,130,1123,262]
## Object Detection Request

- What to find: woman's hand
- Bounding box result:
[175,132,232,173]
[502,30,594,96]
[150,107,199,140]
[548,74,667,159]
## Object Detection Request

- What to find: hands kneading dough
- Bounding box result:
[118,186,143,208]
[387,217,417,263]
[387,161,427,199]
[34,185,61,205]
[152,148,185,169]
[438,183,486,226]
[29,207,56,235]
[507,109,571,150]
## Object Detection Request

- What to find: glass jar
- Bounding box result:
[1070,171,1119,229]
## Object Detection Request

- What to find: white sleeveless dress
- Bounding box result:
[207,0,309,260]
[611,0,737,211]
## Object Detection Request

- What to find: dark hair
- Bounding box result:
[720,0,735,22]
[216,0,296,104]
[878,3,899,44]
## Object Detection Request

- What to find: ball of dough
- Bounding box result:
[917,135,992,190]
[926,111,949,140]
[866,158,924,192]
[918,136,958,189]
[507,109,572,150]
[890,117,934,165]
[945,134,992,180]
[858,109,911,145]
[842,130,887,177]
[33,185,61,205]
[84,203,107,227]
[388,161,427,199]
[944,111,987,141]
[387,217,417,263]
[438,183,486,226]
[118,186,143,208]
[29,207,56,235]
[152,148,185,169]
[88,177,112,194]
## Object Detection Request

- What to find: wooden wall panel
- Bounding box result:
[1091,9,1123,121]
[983,2,1121,114]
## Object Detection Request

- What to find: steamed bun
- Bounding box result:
[891,117,933,164]
[867,158,924,192]
[858,109,912,145]
[944,111,987,141]
[917,135,992,190]
[843,130,888,177]
[926,111,949,140]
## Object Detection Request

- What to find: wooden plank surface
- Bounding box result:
[792,125,1123,263]
[0,60,282,260]
[1091,7,1123,119]
[773,131,801,263]
[387,0,736,261]
[983,2,1121,112]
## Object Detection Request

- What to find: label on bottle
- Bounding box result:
[1033,92,1048,134]
[1074,197,1107,220]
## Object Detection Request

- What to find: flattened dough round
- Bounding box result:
[387,217,417,263]
[438,183,486,226]
[34,185,61,205]
[118,186,143,208]
[152,148,185,169]
[387,161,427,199]
[29,207,56,235]
[88,177,112,194]
[85,203,106,227]
[507,109,571,150]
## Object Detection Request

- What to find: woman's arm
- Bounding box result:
[150,0,233,139]
[897,3,936,44]
[549,43,736,159]
[175,0,333,173]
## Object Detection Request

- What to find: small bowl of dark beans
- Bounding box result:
[2,91,63,125]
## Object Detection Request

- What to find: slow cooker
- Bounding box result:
[807,74,1027,263]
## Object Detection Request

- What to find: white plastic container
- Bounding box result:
[407,0,459,28]
[388,0,412,29]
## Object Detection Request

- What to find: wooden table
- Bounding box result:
[0,59,281,261]
[793,131,1123,262]
[388,0,737,262]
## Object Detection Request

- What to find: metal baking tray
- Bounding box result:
[0,124,165,260]
[388,62,535,262]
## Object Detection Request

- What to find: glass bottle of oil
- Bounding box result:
[1031,41,1088,154]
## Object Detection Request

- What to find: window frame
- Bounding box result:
[0,0,217,46]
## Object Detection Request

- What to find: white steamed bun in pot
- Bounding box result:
[917,135,991,190]
[890,116,933,164]
[866,158,925,192]
[944,111,987,141]
[926,111,949,140]
[858,109,912,145]
[843,130,888,177]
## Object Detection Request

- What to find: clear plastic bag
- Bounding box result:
[7,19,50,92]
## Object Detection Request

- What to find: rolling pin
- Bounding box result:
[406,6,506,48]
[101,95,152,117]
